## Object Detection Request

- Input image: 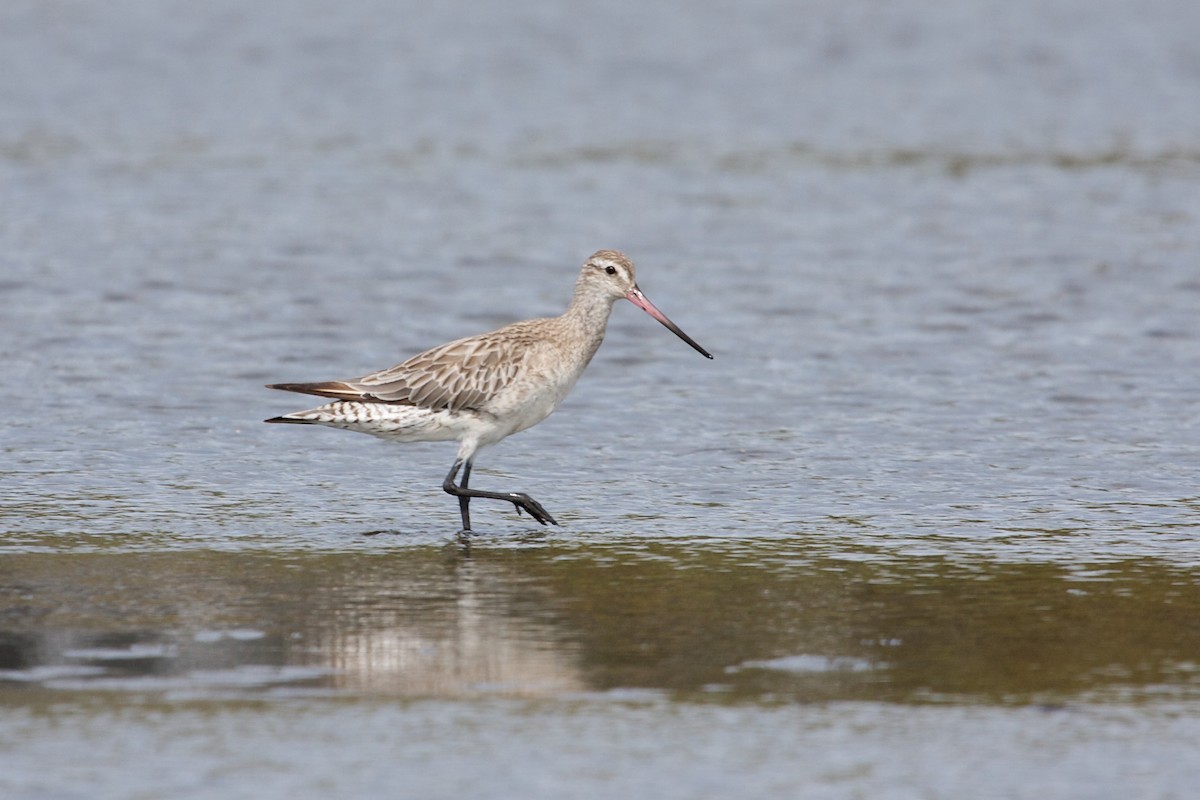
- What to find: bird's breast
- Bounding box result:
[483,355,583,436]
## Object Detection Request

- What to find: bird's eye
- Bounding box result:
[605,266,617,275]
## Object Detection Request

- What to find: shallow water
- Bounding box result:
[3,0,1200,797]
[4,543,1200,704]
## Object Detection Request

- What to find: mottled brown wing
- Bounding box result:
[346,332,528,411]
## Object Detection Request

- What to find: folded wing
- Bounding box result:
[267,334,525,413]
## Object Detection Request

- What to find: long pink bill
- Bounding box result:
[626,287,714,359]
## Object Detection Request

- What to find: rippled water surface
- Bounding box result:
[3,1,1200,798]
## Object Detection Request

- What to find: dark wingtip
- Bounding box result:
[264,380,362,400]
[263,415,310,424]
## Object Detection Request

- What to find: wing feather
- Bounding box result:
[347,329,535,411]
[269,320,552,411]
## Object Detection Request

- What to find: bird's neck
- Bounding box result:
[561,285,618,353]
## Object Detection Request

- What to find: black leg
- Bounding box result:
[442,458,559,528]
[444,458,472,531]
[458,458,473,531]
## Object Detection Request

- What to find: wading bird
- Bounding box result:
[266,250,712,531]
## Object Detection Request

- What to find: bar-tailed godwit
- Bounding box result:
[265,249,712,531]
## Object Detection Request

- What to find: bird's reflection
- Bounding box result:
[309,548,585,696]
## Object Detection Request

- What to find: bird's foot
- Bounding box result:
[509,493,559,526]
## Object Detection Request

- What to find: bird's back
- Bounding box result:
[268,315,582,416]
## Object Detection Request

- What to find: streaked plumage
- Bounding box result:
[266,249,712,531]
